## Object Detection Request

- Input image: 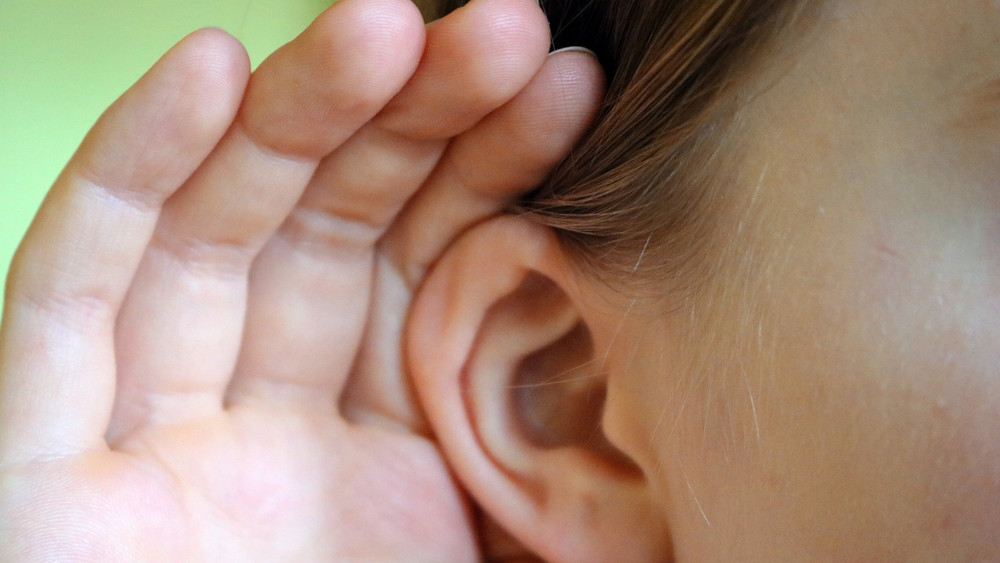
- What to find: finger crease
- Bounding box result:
[278,206,384,257]
[148,233,257,280]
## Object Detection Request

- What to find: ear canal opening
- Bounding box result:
[513,321,601,448]
[508,276,641,473]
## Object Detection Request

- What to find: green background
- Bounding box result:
[0,0,332,297]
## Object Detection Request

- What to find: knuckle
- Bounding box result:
[149,231,255,280]
[278,206,384,257]
[7,278,116,334]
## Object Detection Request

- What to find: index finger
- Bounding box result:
[0,29,248,464]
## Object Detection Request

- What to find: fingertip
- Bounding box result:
[448,0,552,103]
[239,0,425,158]
[546,45,607,113]
[375,0,551,138]
[181,26,249,64]
[485,48,603,163]
[165,27,251,126]
[182,27,251,79]
[550,45,606,92]
[332,0,427,95]
[66,28,249,211]
[310,0,426,72]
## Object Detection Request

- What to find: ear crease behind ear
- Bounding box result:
[409,216,672,563]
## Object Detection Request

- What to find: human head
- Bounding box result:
[409,0,1000,560]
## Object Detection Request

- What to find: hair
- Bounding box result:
[516,0,814,299]
[427,0,812,298]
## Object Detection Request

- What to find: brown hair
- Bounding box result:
[426,0,810,296]
[514,0,808,297]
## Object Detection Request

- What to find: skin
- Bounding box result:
[8,0,998,559]
[603,0,1000,558]
[0,0,603,559]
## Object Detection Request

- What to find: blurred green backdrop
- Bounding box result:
[0,0,333,297]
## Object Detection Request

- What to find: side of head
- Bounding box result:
[410,0,1000,560]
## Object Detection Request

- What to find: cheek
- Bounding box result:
[929,384,1000,543]
[876,299,1000,550]
[601,210,1000,558]
[741,224,1000,556]
[855,205,1000,527]
[779,349,1000,557]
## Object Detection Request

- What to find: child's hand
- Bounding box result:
[0,0,603,558]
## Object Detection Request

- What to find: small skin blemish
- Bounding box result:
[938,512,953,533]
[934,398,949,419]
[875,243,909,266]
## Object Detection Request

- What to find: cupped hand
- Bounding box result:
[0,0,603,560]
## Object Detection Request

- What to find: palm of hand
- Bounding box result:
[4,410,469,559]
[0,0,602,560]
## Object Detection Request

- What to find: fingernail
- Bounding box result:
[550,45,598,58]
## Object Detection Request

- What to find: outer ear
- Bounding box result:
[408,215,671,562]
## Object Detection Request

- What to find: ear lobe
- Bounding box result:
[408,216,671,562]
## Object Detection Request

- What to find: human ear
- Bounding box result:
[408,216,671,562]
